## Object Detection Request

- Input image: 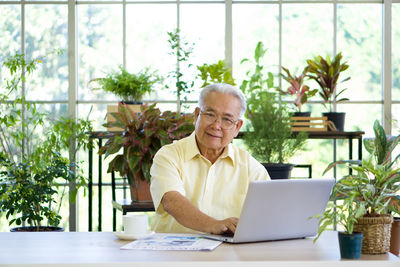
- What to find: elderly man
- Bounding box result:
[150,83,270,234]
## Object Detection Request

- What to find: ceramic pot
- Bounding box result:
[261,163,294,179]
[338,231,363,259]
[322,112,345,131]
[10,226,64,232]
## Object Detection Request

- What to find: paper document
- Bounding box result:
[120,233,222,251]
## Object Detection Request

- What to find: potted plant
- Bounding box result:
[313,193,365,259]
[98,103,194,202]
[364,121,400,256]
[197,59,235,87]
[240,42,308,179]
[306,52,350,131]
[278,66,318,116]
[321,120,400,254]
[89,66,160,131]
[0,53,92,231]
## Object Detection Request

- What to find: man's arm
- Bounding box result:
[161,191,238,234]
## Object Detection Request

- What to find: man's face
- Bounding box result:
[194,91,243,155]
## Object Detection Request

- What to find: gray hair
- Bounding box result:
[199,83,247,117]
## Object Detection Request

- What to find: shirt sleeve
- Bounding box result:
[248,154,271,181]
[150,145,186,213]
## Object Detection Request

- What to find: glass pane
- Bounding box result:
[393,3,400,100]
[0,5,21,87]
[0,5,21,60]
[78,103,108,131]
[126,4,176,101]
[78,5,123,101]
[394,104,400,134]
[232,4,279,86]
[282,4,333,80]
[339,103,381,135]
[337,4,382,101]
[25,5,68,101]
[180,4,225,101]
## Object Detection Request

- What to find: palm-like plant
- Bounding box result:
[306,52,350,111]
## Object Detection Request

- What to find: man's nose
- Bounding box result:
[209,117,223,129]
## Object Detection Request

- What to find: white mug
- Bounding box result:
[122,214,148,235]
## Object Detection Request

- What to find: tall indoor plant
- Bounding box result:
[240,42,307,179]
[321,120,400,254]
[167,29,195,113]
[0,53,92,231]
[98,103,194,202]
[306,52,350,131]
[313,192,365,259]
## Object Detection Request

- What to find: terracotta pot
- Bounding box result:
[353,214,393,254]
[390,217,400,256]
[130,176,152,202]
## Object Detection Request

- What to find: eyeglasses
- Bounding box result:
[199,110,239,130]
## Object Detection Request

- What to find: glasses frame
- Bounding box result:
[199,110,240,130]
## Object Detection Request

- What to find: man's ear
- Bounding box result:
[194,107,200,125]
[233,119,243,137]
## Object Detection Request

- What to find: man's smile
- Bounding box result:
[206,132,223,138]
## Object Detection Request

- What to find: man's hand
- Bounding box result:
[208,217,239,235]
[161,191,239,234]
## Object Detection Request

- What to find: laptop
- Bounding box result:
[203,178,334,243]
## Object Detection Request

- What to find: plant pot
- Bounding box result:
[322,112,345,131]
[353,214,393,254]
[106,102,142,132]
[10,226,64,232]
[130,176,152,202]
[293,112,311,117]
[390,217,400,256]
[261,163,294,179]
[338,231,363,259]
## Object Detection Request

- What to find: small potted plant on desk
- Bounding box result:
[89,66,160,131]
[319,120,400,255]
[313,192,365,259]
[306,52,350,131]
[240,42,308,179]
[98,103,194,202]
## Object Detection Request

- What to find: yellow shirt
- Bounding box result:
[149,132,270,233]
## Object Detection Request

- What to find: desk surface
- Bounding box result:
[0,231,398,266]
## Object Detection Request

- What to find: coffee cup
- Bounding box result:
[122,214,148,236]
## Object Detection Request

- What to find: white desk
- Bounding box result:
[0,231,398,266]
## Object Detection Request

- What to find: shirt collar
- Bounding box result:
[184,132,235,165]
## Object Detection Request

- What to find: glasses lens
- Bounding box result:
[201,111,236,129]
